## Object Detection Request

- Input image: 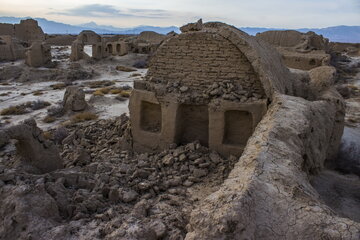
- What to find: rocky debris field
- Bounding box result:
[0,51,148,129]
[0,115,237,240]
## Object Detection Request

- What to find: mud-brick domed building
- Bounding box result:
[129,20,293,156]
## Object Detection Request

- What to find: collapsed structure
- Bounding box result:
[0,118,63,173]
[0,19,45,62]
[129,21,293,157]
[0,35,25,61]
[70,30,171,61]
[70,30,129,61]
[0,19,45,43]
[0,19,52,67]
[256,30,330,70]
[128,31,170,54]
[25,41,52,67]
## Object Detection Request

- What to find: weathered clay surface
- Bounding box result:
[0,19,44,43]
[0,35,25,61]
[256,30,329,51]
[25,41,52,67]
[0,118,63,173]
[137,31,167,44]
[257,30,331,70]
[185,93,358,239]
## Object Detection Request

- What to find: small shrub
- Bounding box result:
[50,83,67,90]
[120,90,131,98]
[99,87,110,94]
[71,112,98,123]
[130,73,142,77]
[0,105,28,115]
[116,65,136,72]
[0,92,9,96]
[109,88,122,94]
[32,90,44,96]
[43,115,56,123]
[93,90,104,96]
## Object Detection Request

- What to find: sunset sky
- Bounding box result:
[0,0,359,28]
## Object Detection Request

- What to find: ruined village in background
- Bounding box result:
[0,13,360,240]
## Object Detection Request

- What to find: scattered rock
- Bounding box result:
[63,86,88,112]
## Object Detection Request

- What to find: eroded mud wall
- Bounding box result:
[186,93,358,239]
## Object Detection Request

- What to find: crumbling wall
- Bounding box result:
[185,92,355,239]
[256,30,331,70]
[14,19,45,43]
[138,31,167,44]
[70,31,129,61]
[0,35,25,61]
[77,30,101,45]
[25,41,52,67]
[0,19,44,62]
[257,30,329,51]
[147,31,265,97]
[0,23,14,36]
[0,19,44,44]
[70,31,101,61]
[0,119,63,173]
[105,41,128,56]
[70,40,87,61]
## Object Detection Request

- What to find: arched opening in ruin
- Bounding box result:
[116,44,120,53]
[223,110,253,145]
[83,45,93,57]
[176,105,209,147]
[108,44,113,54]
[140,101,162,133]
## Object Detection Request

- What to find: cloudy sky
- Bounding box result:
[0,0,359,28]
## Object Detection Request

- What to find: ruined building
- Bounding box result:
[256,30,330,70]
[70,30,128,61]
[0,35,25,61]
[0,19,45,44]
[129,21,293,157]
[69,30,170,61]
[0,19,45,62]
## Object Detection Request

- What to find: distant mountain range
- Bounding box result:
[0,17,180,35]
[0,17,359,43]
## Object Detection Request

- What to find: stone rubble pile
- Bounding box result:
[0,115,237,239]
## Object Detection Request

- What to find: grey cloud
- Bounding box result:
[49,4,172,19]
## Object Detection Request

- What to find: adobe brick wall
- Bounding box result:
[147,31,265,99]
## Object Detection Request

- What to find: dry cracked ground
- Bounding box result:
[0,47,360,239]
